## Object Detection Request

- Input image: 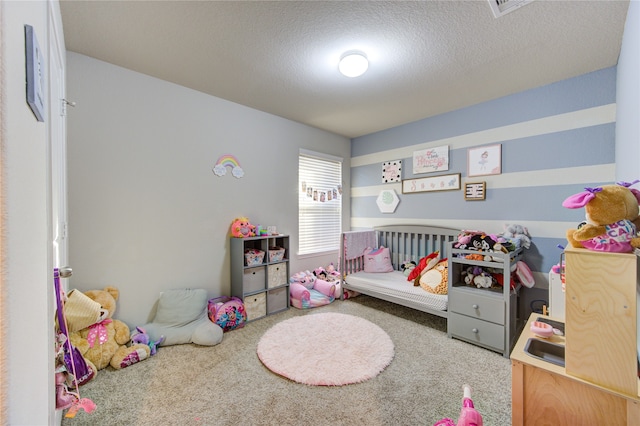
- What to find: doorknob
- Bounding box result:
[59,267,72,278]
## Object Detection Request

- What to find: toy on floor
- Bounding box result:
[434,384,483,426]
[131,326,165,355]
[53,267,96,418]
[290,270,336,309]
[69,287,152,371]
[562,181,640,253]
[139,288,224,346]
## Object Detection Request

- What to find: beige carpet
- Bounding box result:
[62,296,512,426]
[257,312,394,385]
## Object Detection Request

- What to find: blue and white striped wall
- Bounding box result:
[350,67,617,292]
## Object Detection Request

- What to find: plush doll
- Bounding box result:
[562,182,640,253]
[401,260,417,277]
[418,258,449,294]
[462,266,494,289]
[407,251,441,284]
[230,216,256,238]
[502,224,532,249]
[131,326,165,356]
[69,287,151,371]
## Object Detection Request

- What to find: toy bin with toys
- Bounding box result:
[268,246,285,262]
[244,249,265,266]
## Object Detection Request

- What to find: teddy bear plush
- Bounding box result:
[69,287,151,371]
[562,182,640,253]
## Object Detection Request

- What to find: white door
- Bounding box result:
[48,4,68,424]
[49,6,68,272]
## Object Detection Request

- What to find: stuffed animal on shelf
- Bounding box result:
[69,287,152,371]
[462,266,494,289]
[562,181,640,253]
[230,216,256,238]
[502,224,532,249]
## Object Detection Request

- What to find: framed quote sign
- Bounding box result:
[402,173,460,194]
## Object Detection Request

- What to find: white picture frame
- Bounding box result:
[413,145,449,174]
[467,144,501,177]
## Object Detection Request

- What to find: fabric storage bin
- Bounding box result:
[268,247,285,262]
[267,287,288,314]
[244,292,266,320]
[243,267,265,293]
[267,263,287,288]
[245,249,265,266]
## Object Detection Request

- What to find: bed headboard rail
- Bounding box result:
[341,225,460,276]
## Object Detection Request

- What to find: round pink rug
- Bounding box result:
[257,312,394,386]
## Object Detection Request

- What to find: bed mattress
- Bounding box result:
[344,270,448,311]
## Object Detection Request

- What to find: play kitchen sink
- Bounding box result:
[524,338,565,367]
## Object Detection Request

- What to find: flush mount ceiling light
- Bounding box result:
[338,52,368,78]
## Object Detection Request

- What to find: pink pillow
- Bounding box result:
[363,247,393,273]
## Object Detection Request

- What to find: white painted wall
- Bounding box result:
[1,0,61,424]
[616,0,640,182]
[66,53,351,327]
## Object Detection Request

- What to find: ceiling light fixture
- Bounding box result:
[338,52,368,78]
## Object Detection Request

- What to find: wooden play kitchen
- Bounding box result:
[511,247,640,425]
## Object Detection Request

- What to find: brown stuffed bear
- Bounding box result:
[562,183,640,253]
[69,287,151,371]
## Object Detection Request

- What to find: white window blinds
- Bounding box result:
[298,151,343,255]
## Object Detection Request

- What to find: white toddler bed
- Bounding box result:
[341,225,460,318]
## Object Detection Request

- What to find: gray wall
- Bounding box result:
[66,53,350,328]
[350,67,618,308]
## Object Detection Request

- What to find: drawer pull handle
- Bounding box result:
[472,304,479,309]
[472,328,479,334]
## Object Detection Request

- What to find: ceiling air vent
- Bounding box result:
[489,0,533,18]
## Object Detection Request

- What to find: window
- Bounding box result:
[298,150,343,255]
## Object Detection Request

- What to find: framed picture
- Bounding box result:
[402,173,460,194]
[381,160,402,183]
[464,182,486,201]
[467,144,501,177]
[25,25,45,122]
[413,145,449,174]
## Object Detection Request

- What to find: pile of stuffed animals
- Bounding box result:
[289,263,348,308]
[402,251,449,295]
[56,285,225,411]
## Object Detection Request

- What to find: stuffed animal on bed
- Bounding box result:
[407,251,440,284]
[401,260,417,277]
[418,258,449,295]
[562,182,640,253]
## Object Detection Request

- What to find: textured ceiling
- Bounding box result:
[59,0,630,138]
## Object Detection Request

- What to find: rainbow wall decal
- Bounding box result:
[213,154,244,178]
